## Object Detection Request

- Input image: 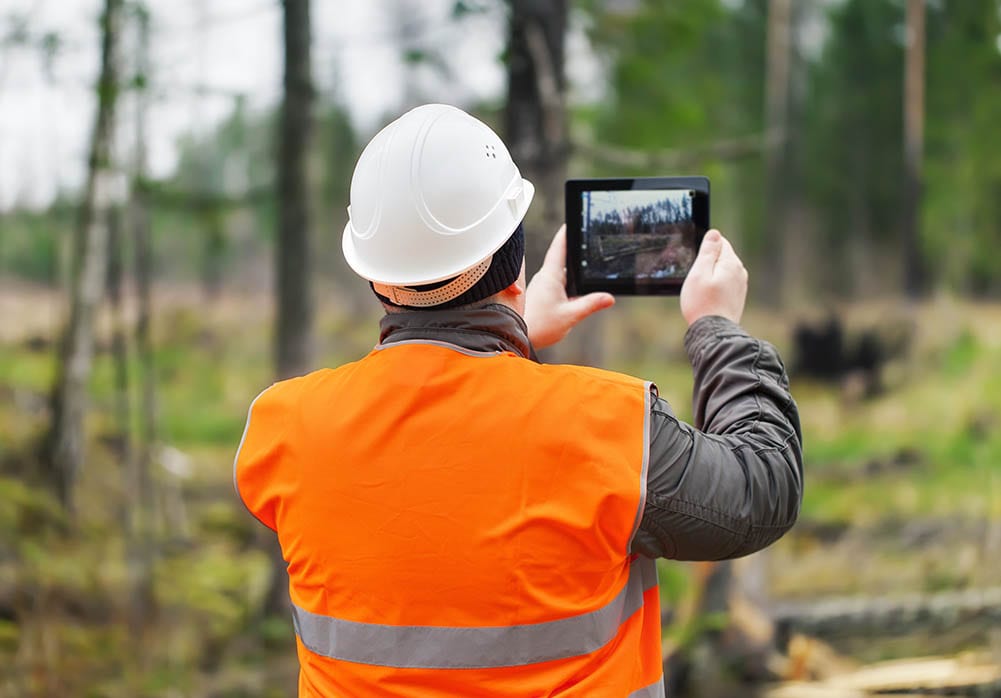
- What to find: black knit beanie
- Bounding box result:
[372,223,526,310]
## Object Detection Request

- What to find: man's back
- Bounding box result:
[237,341,665,697]
[236,103,802,696]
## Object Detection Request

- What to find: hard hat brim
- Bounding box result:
[342,178,535,287]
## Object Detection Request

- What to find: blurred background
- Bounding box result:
[1,0,1000,695]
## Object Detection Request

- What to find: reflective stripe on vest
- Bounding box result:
[293,556,658,670]
[630,677,667,698]
[236,341,665,694]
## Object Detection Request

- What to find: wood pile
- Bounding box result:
[767,653,1001,697]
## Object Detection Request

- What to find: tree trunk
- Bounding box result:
[127,3,156,670]
[200,207,227,300]
[267,0,315,617]
[505,0,567,238]
[902,0,926,298]
[505,0,603,365]
[760,0,792,308]
[106,204,132,513]
[193,1,227,303]
[43,0,123,511]
[275,0,315,382]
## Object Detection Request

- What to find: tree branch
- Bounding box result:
[573,132,780,170]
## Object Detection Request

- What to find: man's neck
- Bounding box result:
[378,304,535,359]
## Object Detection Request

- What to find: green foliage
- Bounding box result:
[800,0,905,293]
[157,544,267,638]
[797,316,1001,524]
[657,559,691,606]
[799,0,1001,294]
[3,1,1001,689]
[256,615,295,648]
[665,610,729,652]
[576,0,1001,297]
[0,620,19,654]
[804,427,890,465]
[583,0,760,149]
[452,0,490,20]
[0,476,65,539]
[0,345,54,392]
[0,208,67,283]
[576,0,770,260]
[2,0,1000,299]
[940,329,979,377]
[923,0,1001,295]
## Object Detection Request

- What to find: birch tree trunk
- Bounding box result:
[127,2,156,668]
[106,204,131,514]
[43,0,123,512]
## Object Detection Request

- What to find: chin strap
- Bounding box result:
[372,256,493,308]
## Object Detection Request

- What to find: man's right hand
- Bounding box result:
[524,225,615,349]
[680,229,748,326]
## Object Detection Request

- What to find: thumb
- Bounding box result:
[690,229,723,274]
[696,230,720,262]
[564,292,615,324]
[541,224,567,273]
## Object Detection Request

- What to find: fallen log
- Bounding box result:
[773,586,1001,638]
[767,653,1001,697]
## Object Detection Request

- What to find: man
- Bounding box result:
[235,104,802,697]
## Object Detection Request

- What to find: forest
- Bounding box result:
[1,0,1001,695]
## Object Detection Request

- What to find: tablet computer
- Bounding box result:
[565,176,710,296]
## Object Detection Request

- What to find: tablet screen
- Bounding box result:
[565,177,709,296]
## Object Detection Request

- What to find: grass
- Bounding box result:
[795,330,1001,524]
[3,289,1001,690]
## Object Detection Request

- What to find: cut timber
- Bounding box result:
[768,654,1001,696]
[767,684,866,698]
[730,592,777,647]
[768,686,950,698]
[827,655,1001,693]
[782,633,856,681]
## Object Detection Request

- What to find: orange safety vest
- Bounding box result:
[235,341,664,697]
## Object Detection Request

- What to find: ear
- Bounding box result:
[504,278,525,296]
[499,260,527,299]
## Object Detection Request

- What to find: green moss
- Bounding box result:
[0,346,54,391]
[0,476,65,540]
[156,545,270,639]
[940,330,980,377]
[0,620,19,654]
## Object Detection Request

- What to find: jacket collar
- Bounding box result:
[378,304,536,360]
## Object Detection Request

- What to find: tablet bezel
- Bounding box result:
[565,176,710,296]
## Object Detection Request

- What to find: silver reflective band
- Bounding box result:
[629,677,666,698]
[374,338,503,358]
[629,383,654,548]
[293,557,658,670]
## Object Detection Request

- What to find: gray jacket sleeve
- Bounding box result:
[631,316,803,560]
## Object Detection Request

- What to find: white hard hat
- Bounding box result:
[342,104,535,298]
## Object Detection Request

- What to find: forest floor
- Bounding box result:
[1,282,1000,696]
